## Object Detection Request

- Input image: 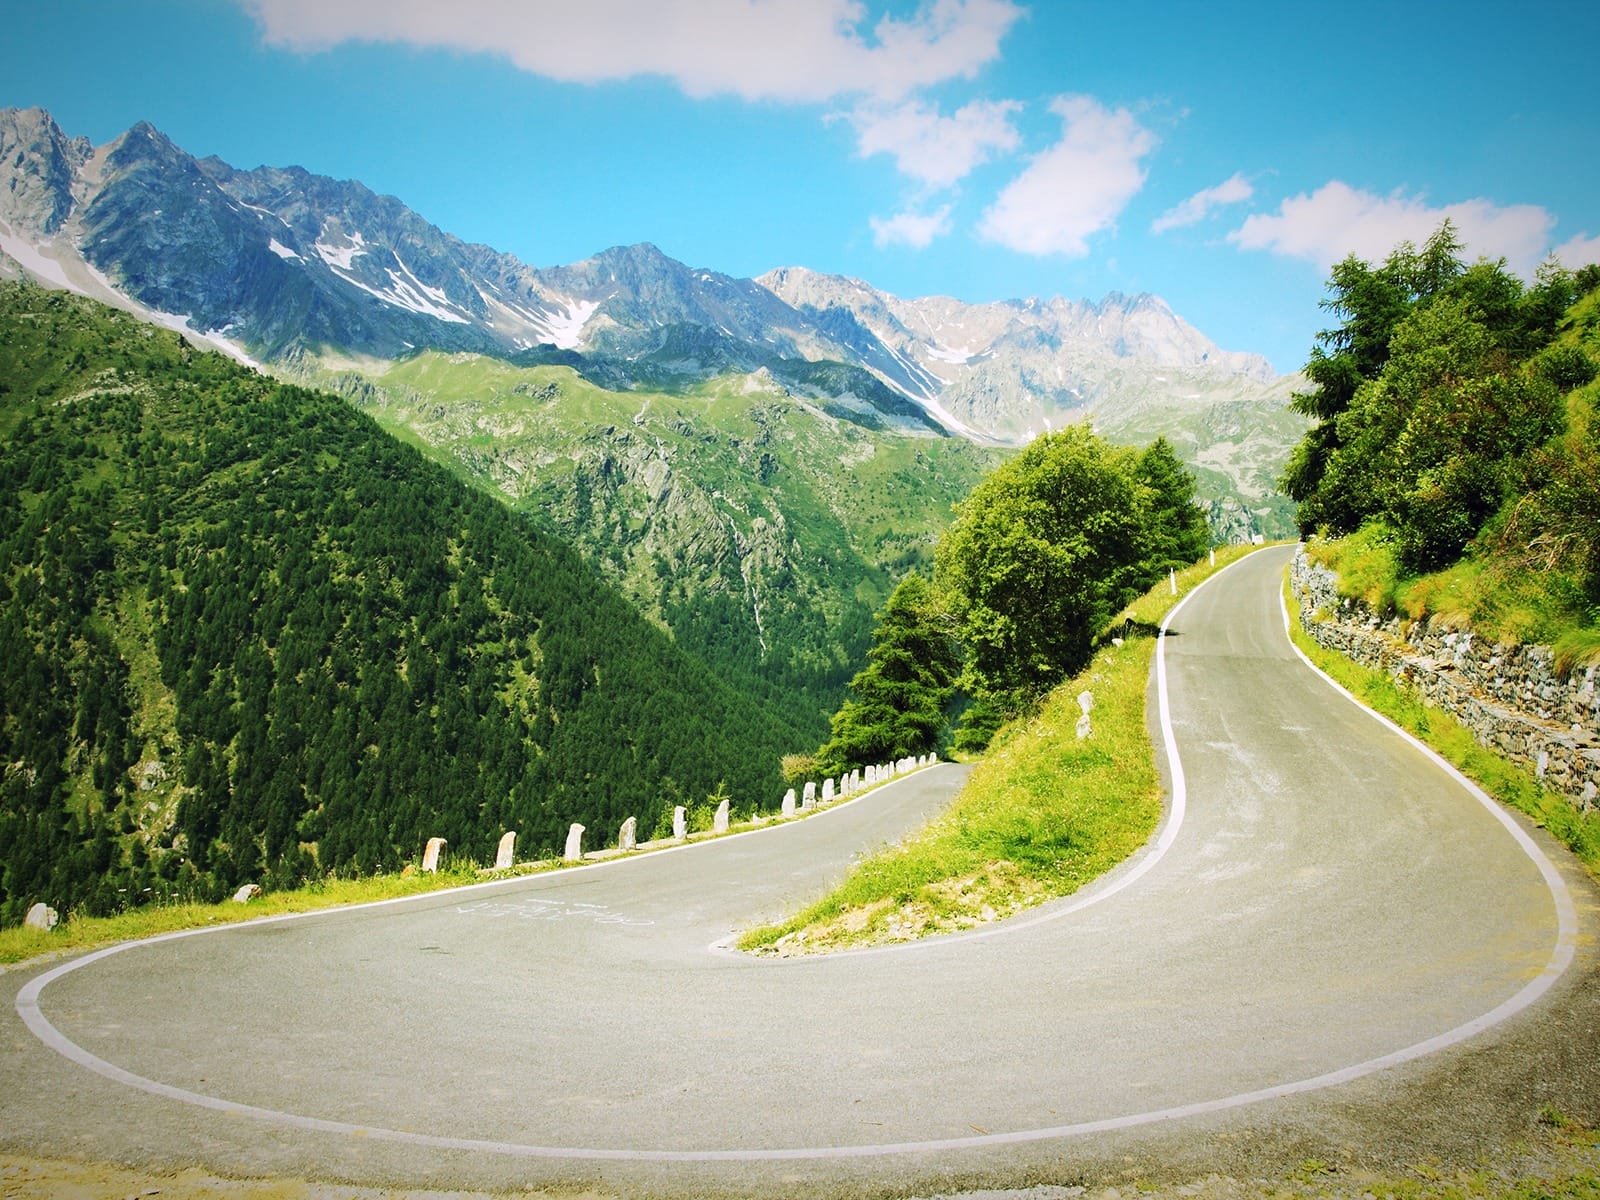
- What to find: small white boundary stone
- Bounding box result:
[422,837,447,873]
[495,831,517,870]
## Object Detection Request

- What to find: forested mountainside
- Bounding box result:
[0,280,801,925]
[301,352,1005,737]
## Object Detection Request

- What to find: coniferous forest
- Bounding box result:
[0,281,801,925]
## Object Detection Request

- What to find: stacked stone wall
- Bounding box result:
[1290,548,1599,813]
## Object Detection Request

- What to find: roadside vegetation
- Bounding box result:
[738,544,1258,954]
[1283,224,1600,664]
[0,860,490,968]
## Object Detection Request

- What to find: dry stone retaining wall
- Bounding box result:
[1290,548,1599,813]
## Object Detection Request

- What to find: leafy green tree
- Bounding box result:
[816,572,959,772]
[935,426,1149,720]
[1284,223,1464,531]
[1291,245,1575,571]
[1137,436,1210,573]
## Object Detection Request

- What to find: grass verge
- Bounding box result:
[1306,526,1600,666]
[1285,572,1600,878]
[737,544,1265,955]
[0,863,518,970]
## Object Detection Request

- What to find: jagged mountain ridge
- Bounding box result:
[1,105,1299,457]
[0,107,937,433]
[759,266,1287,442]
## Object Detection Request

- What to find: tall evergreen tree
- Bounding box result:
[1137,436,1210,574]
[816,572,959,772]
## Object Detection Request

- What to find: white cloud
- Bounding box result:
[1230,181,1556,275]
[977,95,1157,257]
[870,205,953,248]
[241,0,1023,103]
[1554,232,1600,270]
[1150,172,1252,235]
[849,98,1021,188]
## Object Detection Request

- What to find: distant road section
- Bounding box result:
[2,545,1585,1196]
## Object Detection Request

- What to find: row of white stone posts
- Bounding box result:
[419,753,940,873]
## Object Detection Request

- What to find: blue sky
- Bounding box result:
[3,0,1597,373]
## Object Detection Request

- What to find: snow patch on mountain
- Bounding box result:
[314,229,367,270]
[267,238,299,260]
[0,226,75,289]
[329,260,469,325]
[925,341,973,364]
[534,298,598,350]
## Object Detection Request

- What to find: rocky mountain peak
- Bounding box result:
[0,106,91,234]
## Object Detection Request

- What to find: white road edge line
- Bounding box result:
[12,547,1580,1163]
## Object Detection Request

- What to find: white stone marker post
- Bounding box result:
[802,780,816,810]
[822,777,835,804]
[495,831,517,870]
[619,816,637,851]
[782,788,796,817]
[564,823,585,862]
[422,837,447,873]
[673,805,687,841]
[713,798,730,833]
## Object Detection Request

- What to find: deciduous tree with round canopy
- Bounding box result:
[935,426,1152,715]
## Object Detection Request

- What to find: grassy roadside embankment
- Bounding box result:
[0,864,503,969]
[737,543,1263,955]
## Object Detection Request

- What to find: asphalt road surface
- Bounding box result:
[4,544,1595,1198]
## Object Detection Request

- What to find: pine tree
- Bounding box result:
[1137,436,1210,574]
[816,572,959,773]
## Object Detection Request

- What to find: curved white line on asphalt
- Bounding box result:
[1276,554,1580,1006]
[13,550,1580,1163]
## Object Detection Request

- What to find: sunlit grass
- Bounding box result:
[1306,526,1599,657]
[0,863,530,969]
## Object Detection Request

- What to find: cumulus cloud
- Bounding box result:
[1150,172,1252,235]
[240,0,1023,103]
[849,98,1021,188]
[1554,232,1600,270]
[1230,181,1556,275]
[977,95,1157,257]
[870,205,954,248]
